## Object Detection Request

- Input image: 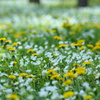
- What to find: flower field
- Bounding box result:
[0,2,100,100]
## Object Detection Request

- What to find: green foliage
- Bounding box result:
[0,2,100,100]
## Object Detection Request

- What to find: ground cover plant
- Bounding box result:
[0,2,100,100]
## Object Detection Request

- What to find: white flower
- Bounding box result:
[52,81,58,84]
[26,70,32,73]
[45,86,57,92]
[27,95,34,100]
[44,82,50,86]
[82,82,90,90]
[42,70,47,75]
[38,88,48,97]
[51,92,61,100]
[79,90,86,97]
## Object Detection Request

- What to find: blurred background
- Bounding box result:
[0,0,100,7]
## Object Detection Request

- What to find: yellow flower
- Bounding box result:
[50,74,60,80]
[58,78,64,81]
[45,29,50,32]
[94,74,100,78]
[73,63,79,66]
[62,22,67,27]
[54,36,62,41]
[70,69,76,73]
[8,75,16,79]
[51,29,56,33]
[5,40,11,43]
[19,73,27,77]
[28,26,33,30]
[71,43,80,47]
[84,95,93,100]
[7,94,19,99]
[59,44,67,48]
[62,22,72,28]
[32,53,38,56]
[14,34,21,38]
[54,47,59,49]
[93,46,100,50]
[12,42,19,46]
[82,61,91,65]
[76,67,86,74]
[22,38,27,42]
[13,61,17,64]
[7,47,15,51]
[26,75,35,78]
[87,44,93,48]
[66,18,70,21]
[27,49,34,53]
[63,79,72,86]
[53,53,57,56]
[19,31,25,35]
[80,46,85,50]
[63,91,74,98]
[0,38,6,41]
[0,25,5,29]
[46,69,55,74]
[77,39,85,44]
[32,31,37,34]
[95,40,100,46]
[63,72,77,78]
[6,22,12,27]
[1,45,4,48]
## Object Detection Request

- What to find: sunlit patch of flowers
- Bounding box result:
[0,1,100,100]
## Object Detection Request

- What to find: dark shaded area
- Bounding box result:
[78,0,88,7]
[29,0,40,4]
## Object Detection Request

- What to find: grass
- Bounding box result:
[0,2,100,100]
